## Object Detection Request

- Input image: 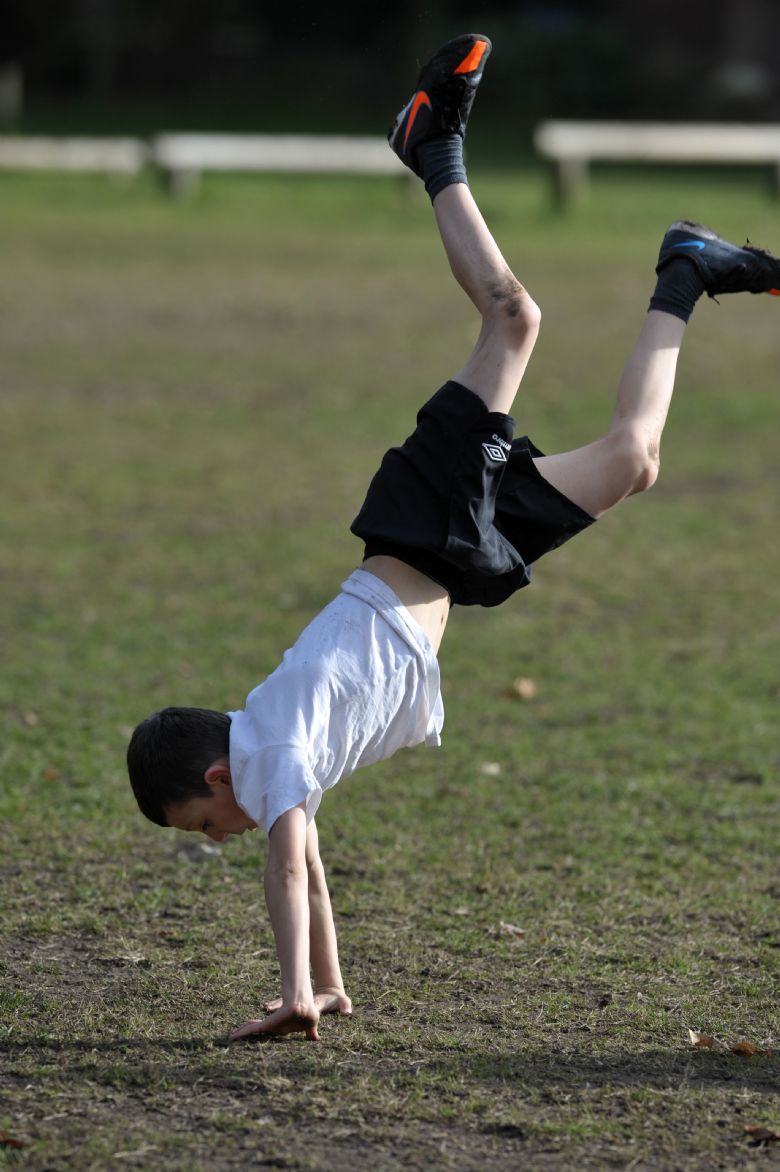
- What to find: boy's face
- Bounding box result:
[165,760,257,842]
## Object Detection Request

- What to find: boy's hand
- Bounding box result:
[230,1001,320,1042]
[263,986,353,1018]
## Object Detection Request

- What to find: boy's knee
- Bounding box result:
[639,442,661,492]
[613,427,660,495]
[488,276,541,339]
[633,433,660,493]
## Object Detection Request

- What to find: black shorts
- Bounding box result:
[350,380,595,607]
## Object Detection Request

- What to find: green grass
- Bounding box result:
[1,167,779,1170]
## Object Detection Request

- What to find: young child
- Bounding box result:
[127,34,780,1041]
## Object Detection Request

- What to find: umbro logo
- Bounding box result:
[483,442,507,463]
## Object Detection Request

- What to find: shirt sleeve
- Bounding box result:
[233,744,323,833]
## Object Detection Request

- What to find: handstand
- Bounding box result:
[127,35,780,1040]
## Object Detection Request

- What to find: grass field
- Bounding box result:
[1,167,779,1171]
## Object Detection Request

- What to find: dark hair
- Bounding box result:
[127,706,231,826]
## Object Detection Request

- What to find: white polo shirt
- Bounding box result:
[227,569,444,832]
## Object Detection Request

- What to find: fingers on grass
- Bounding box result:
[230,1004,321,1042]
[229,1019,264,1042]
[315,991,353,1017]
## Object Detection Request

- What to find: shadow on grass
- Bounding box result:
[445,1049,778,1095]
[0,1037,228,1053]
[1,1037,776,1095]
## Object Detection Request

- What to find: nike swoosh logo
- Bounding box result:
[403,91,432,151]
[453,39,489,75]
[671,240,706,251]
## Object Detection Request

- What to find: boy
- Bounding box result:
[127,35,780,1041]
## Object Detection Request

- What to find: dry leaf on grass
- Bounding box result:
[730,1040,773,1057]
[499,921,526,943]
[744,1125,780,1145]
[688,1029,721,1050]
[506,677,537,701]
[687,1030,772,1056]
[0,1130,30,1150]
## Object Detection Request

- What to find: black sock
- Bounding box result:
[648,258,706,323]
[416,135,469,203]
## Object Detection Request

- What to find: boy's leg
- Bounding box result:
[390,34,541,416]
[533,222,780,518]
[435,183,542,417]
[385,41,780,578]
[532,310,684,518]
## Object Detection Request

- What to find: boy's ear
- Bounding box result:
[203,758,232,788]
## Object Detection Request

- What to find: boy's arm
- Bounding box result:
[259,819,353,1019]
[305,819,352,1014]
[230,803,319,1041]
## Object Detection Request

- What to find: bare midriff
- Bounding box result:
[361,555,450,655]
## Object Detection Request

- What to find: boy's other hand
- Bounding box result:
[230,1002,320,1042]
[263,986,353,1018]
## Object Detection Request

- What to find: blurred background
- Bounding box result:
[3,0,780,142]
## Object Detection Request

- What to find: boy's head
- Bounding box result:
[127,706,256,840]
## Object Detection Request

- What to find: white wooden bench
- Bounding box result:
[151,133,407,195]
[0,136,147,176]
[534,121,780,205]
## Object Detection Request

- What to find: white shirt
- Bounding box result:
[228,569,444,832]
